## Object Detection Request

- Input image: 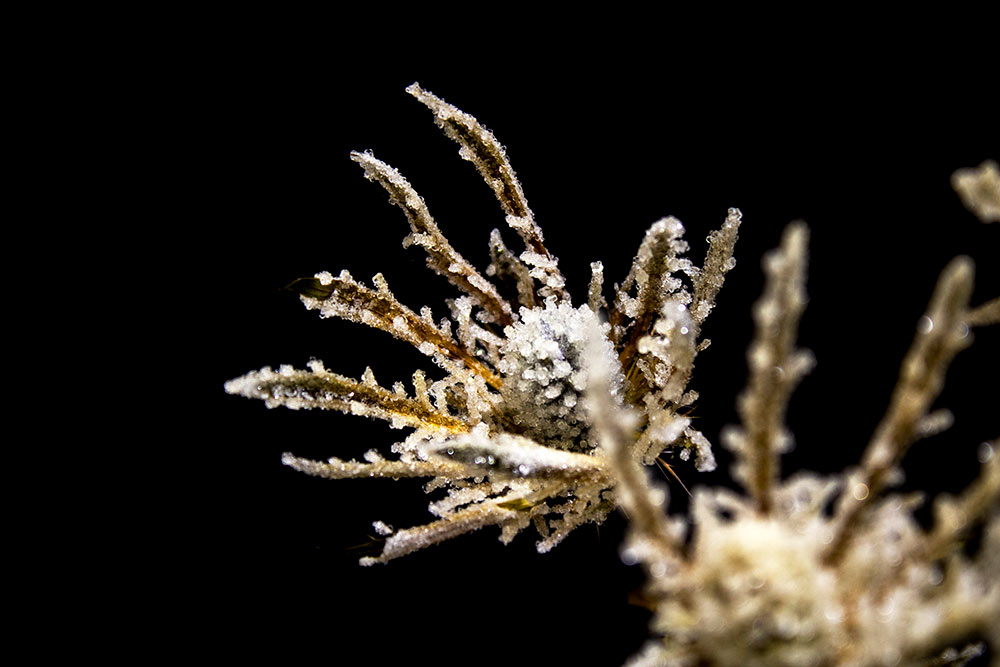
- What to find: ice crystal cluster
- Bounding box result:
[226,85,999,664]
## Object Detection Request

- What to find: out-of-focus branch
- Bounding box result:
[723,223,813,515]
[825,256,974,565]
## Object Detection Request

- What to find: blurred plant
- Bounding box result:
[591,223,998,666]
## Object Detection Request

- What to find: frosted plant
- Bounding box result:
[225,84,998,663]
[225,83,740,564]
[592,223,1000,666]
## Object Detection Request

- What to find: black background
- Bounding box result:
[178,35,999,665]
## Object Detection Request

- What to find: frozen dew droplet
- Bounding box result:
[852,483,869,501]
[620,546,639,566]
[877,597,895,619]
[978,441,994,463]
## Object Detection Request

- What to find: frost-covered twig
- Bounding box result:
[925,438,1000,561]
[487,227,537,310]
[723,223,813,515]
[690,207,742,324]
[588,260,606,315]
[351,150,514,326]
[293,269,503,389]
[587,325,681,562]
[612,216,695,390]
[407,82,568,300]
[825,256,974,564]
[224,360,468,432]
[281,450,471,481]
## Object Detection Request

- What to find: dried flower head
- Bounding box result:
[225,83,741,564]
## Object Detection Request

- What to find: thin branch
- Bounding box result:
[294,269,503,389]
[281,451,472,481]
[966,296,1000,326]
[225,360,469,432]
[588,261,607,315]
[723,223,813,515]
[925,439,1000,561]
[422,432,612,482]
[585,323,681,559]
[612,217,695,400]
[406,83,567,300]
[690,207,742,325]
[351,150,514,326]
[487,228,537,310]
[359,481,565,565]
[824,256,975,565]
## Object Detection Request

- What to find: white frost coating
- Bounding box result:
[422,431,610,481]
[372,273,390,294]
[684,427,716,472]
[682,516,843,667]
[486,227,536,310]
[588,261,606,314]
[351,150,515,325]
[498,300,623,451]
[638,300,698,402]
[372,520,394,536]
[691,208,742,324]
[618,217,695,319]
